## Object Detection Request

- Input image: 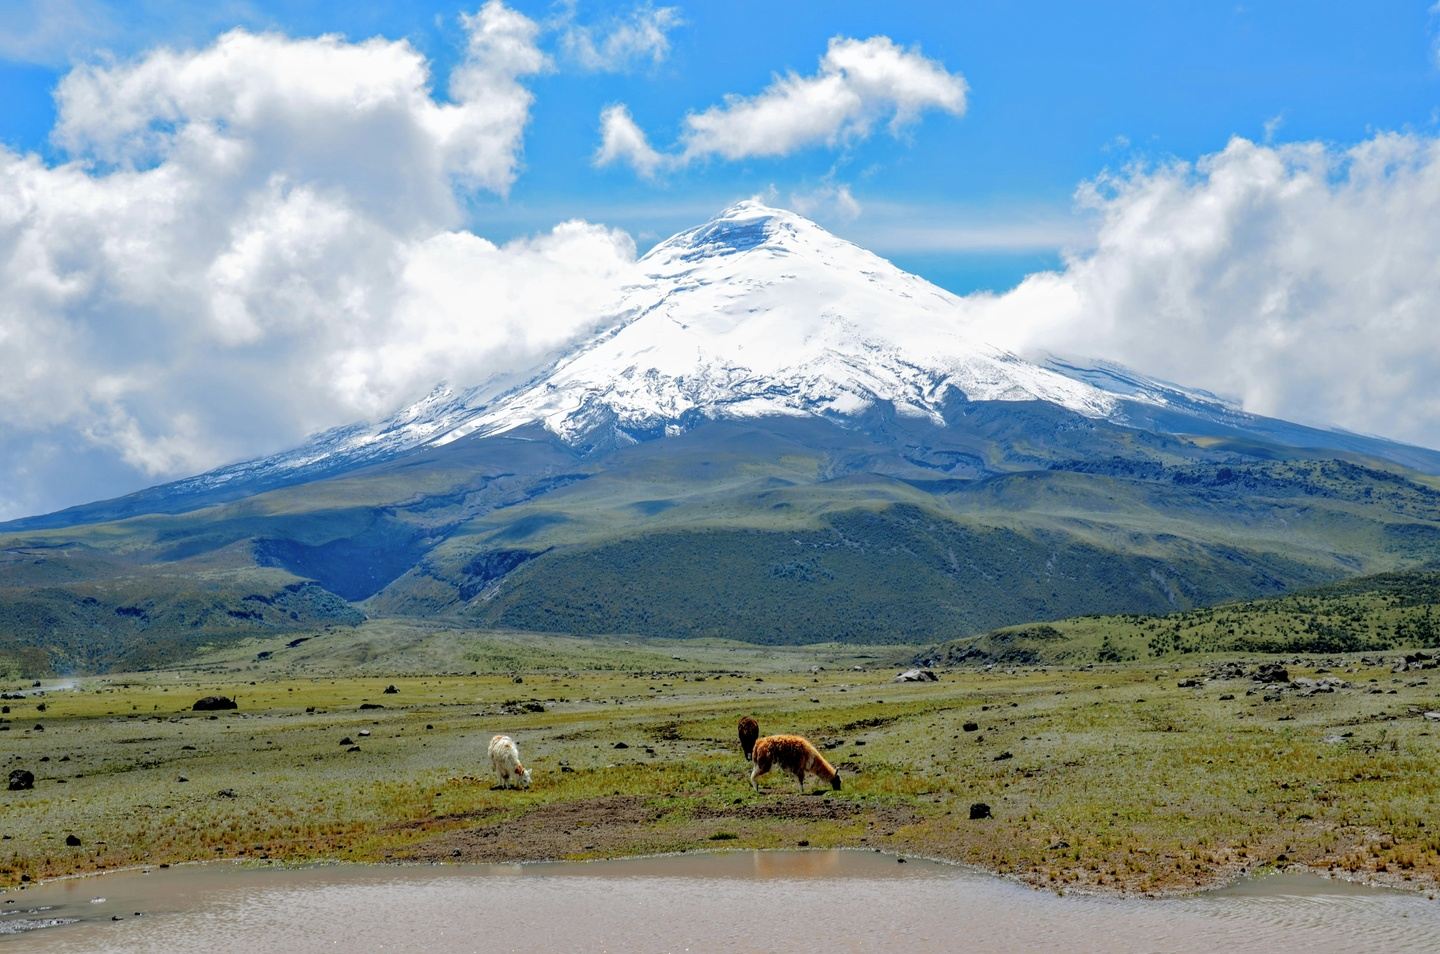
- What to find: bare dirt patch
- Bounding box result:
[398,794,922,864]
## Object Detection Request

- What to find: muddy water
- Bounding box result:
[4,851,1438,953]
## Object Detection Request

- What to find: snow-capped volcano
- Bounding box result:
[18,200,1438,533]
[429,200,1117,447]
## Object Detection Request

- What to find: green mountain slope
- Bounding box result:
[2,407,1438,672]
[918,570,1440,666]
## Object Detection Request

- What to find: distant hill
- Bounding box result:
[917,570,1440,667]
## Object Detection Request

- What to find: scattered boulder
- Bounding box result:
[1253,663,1290,684]
[962,722,979,732]
[8,769,34,791]
[894,668,939,683]
[1177,678,1203,688]
[192,696,237,712]
[215,789,238,799]
[1207,661,1247,680]
[359,703,385,711]
[1394,652,1437,674]
[613,741,629,749]
[1292,676,1350,696]
[64,834,81,847]
[969,802,993,820]
[383,685,399,695]
[338,737,354,746]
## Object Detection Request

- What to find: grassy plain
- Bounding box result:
[5,620,1440,896]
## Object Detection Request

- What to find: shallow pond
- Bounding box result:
[4,850,1438,952]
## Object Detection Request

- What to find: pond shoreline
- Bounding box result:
[6,849,1438,953]
[9,842,1436,903]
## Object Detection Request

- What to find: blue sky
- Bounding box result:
[4,1,1438,292]
[2,1,1440,520]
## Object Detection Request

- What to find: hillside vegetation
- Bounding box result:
[921,571,1440,667]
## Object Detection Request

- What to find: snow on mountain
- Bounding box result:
[171,200,1124,490]
[429,200,1119,447]
[170,200,1436,495]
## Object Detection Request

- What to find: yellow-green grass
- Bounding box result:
[4,635,1440,896]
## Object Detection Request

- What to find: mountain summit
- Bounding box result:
[430,200,1115,449]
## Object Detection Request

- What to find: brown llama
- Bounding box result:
[738,716,760,761]
[749,734,841,793]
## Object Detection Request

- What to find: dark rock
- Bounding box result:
[215,789,238,799]
[339,737,354,746]
[1207,661,1247,680]
[1253,663,1289,684]
[969,802,993,820]
[993,751,1013,761]
[8,769,35,791]
[359,703,384,711]
[65,834,81,847]
[1394,652,1437,673]
[192,696,237,712]
[962,722,979,732]
[613,741,629,749]
[347,746,361,752]
[1177,678,1203,688]
[1219,693,1235,700]
[383,685,399,694]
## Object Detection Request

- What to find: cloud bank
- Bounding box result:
[963,133,1440,449]
[596,34,967,175]
[0,1,636,519]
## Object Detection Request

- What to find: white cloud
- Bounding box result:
[560,2,681,72]
[0,2,638,520]
[598,34,966,175]
[960,133,1440,450]
[595,103,664,178]
[790,183,862,221]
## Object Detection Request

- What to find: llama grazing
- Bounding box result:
[488,734,532,789]
[749,734,841,793]
[738,716,760,761]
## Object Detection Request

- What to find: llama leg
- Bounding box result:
[749,763,763,793]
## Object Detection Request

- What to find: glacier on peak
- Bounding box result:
[151,200,1433,500]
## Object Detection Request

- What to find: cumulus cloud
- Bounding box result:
[0,2,638,520]
[960,133,1440,450]
[560,2,681,72]
[597,34,966,175]
[595,103,665,177]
